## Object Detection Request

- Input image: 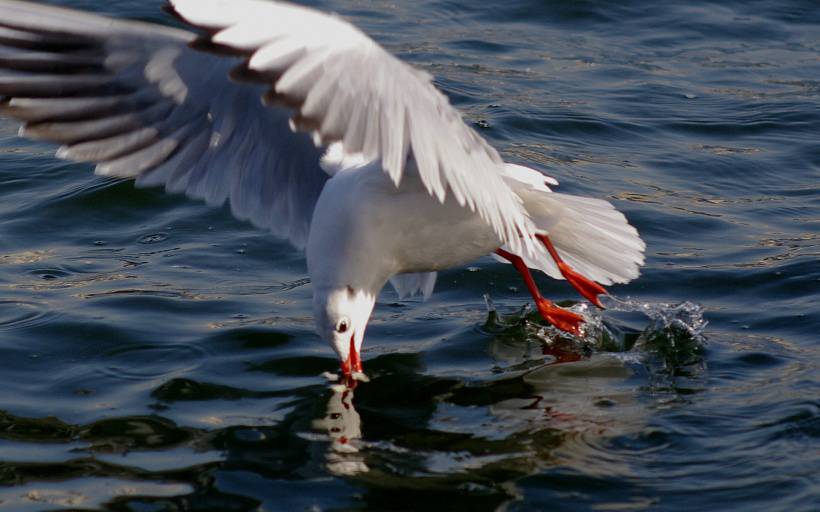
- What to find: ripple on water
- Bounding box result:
[0,478,192,512]
[97,342,207,381]
[0,300,54,332]
[28,268,73,280]
[763,400,820,443]
[137,232,169,244]
[0,0,817,509]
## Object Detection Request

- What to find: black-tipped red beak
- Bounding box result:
[340,333,362,376]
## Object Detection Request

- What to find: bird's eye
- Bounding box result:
[336,318,349,333]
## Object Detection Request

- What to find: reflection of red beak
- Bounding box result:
[340,333,362,376]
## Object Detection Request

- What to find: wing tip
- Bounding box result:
[165,0,220,32]
[54,145,70,160]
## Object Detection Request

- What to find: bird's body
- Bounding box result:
[0,0,646,378]
[309,159,502,289]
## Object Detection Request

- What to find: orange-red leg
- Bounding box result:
[495,248,584,336]
[535,234,608,308]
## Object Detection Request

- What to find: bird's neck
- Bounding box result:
[306,169,398,296]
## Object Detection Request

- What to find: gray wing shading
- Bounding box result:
[170,0,540,257]
[389,272,438,301]
[0,0,328,249]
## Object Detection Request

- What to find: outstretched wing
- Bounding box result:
[0,0,328,248]
[169,0,538,256]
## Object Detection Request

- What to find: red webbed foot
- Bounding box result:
[536,234,608,309]
[535,298,584,336]
[556,261,608,308]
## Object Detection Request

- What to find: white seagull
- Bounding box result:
[0,0,645,381]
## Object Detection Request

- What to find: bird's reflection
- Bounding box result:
[312,381,369,476]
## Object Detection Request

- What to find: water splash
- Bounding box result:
[583,297,708,382]
[484,293,708,371]
[581,296,707,347]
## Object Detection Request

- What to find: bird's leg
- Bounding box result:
[495,248,584,336]
[535,234,608,309]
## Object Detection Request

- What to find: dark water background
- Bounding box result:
[1,0,818,510]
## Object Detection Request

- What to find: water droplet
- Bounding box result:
[138,233,169,244]
[483,294,496,314]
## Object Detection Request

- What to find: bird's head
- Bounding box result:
[313,286,376,378]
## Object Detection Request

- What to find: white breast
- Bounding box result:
[307,161,501,293]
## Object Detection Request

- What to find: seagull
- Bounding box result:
[0,0,645,381]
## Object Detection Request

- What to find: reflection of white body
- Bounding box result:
[428,353,649,477]
[0,0,644,377]
[312,384,368,476]
[309,355,650,479]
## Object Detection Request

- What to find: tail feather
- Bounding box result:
[543,193,644,285]
[500,164,645,286]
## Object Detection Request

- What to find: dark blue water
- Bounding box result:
[0,0,818,510]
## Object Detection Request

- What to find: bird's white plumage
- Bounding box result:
[170,0,540,257]
[497,165,645,285]
[0,0,646,369]
[0,0,328,249]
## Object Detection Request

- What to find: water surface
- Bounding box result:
[0,0,818,510]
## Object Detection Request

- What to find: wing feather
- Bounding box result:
[170,0,539,256]
[0,0,329,249]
